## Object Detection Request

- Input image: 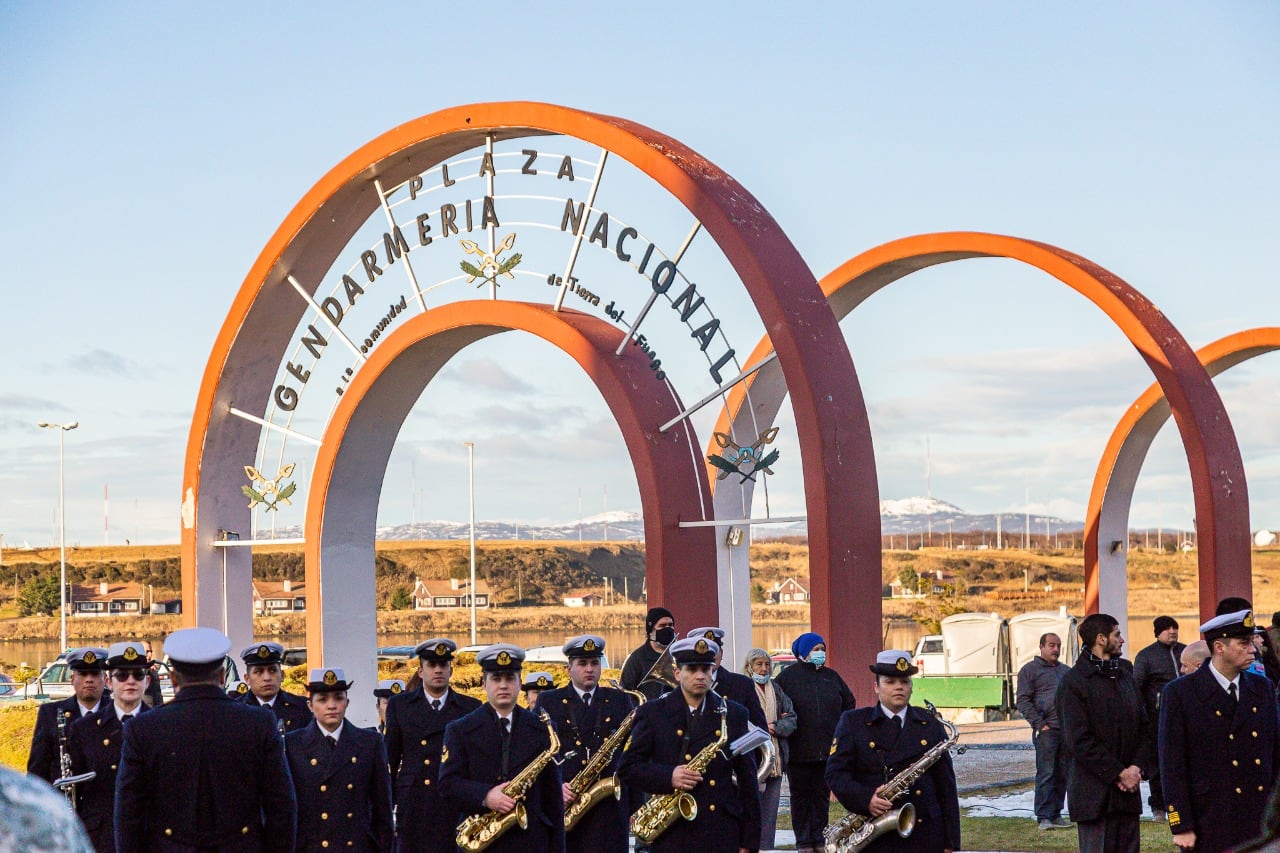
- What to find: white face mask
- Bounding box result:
[751,673,769,685]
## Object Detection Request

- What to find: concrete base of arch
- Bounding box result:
[1086,328,1279,629]
[305,301,717,723]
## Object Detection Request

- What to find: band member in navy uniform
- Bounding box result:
[542,635,635,853]
[285,667,393,852]
[68,641,152,853]
[687,628,769,732]
[373,679,405,735]
[28,647,108,783]
[383,638,481,852]
[115,626,296,851]
[826,651,961,853]
[239,641,312,733]
[619,636,761,853]
[439,643,565,853]
[1160,609,1280,853]
[522,671,556,711]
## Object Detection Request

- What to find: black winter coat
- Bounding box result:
[1055,654,1152,823]
[774,662,857,763]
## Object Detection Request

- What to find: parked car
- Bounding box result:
[524,644,612,670]
[768,651,796,678]
[913,634,946,675]
[281,647,307,668]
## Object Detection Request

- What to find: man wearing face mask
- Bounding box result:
[622,607,677,701]
[773,632,857,853]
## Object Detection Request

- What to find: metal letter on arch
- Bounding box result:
[712,231,1251,642]
[181,102,873,710]
[1085,327,1279,629]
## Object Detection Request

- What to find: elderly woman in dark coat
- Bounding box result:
[744,647,797,851]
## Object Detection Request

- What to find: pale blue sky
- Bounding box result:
[1,3,1277,546]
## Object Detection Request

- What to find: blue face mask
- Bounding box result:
[751,673,770,685]
[808,651,827,668]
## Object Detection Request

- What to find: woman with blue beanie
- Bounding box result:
[774,632,857,853]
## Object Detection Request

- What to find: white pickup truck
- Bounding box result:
[912,634,946,675]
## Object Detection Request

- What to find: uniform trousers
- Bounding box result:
[1077,813,1140,853]
[786,760,831,849]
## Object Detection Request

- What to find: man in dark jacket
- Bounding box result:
[1160,609,1280,853]
[28,647,109,783]
[1056,613,1151,853]
[1132,615,1185,819]
[620,607,676,701]
[1015,632,1070,830]
[687,627,769,732]
[774,632,857,853]
[238,642,312,734]
[115,627,297,851]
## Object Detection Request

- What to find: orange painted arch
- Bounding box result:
[710,232,1252,622]
[304,300,717,656]
[1084,327,1280,618]
[182,102,877,677]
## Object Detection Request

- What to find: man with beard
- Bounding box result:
[239,641,312,733]
[825,651,961,853]
[28,647,108,783]
[621,607,676,701]
[383,638,481,852]
[68,641,152,852]
[1057,613,1151,853]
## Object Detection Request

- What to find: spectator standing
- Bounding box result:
[620,607,676,701]
[1056,613,1151,853]
[1132,615,1185,819]
[1179,641,1209,675]
[1015,632,1071,830]
[140,641,163,708]
[743,648,796,851]
[773,631,856,853]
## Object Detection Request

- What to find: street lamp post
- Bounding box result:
[463,442,477,645]
[38,421,78,652]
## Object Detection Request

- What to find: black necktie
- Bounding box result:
[431,699,441,712]
[893,715,903,731]
[582,692,591,708]
[326,735,337,750]
[500,717,511,778]
[1229,683,1238,705]
[121,714,133,723]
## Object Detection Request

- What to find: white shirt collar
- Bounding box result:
[79,699,101,716]
[879,703,907,724]
[1208,660,1241,693]
[425,688,450,705]
[114,702,141,719]
[573,685,594,701]
[318,719,343,741]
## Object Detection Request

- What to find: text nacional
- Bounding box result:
[271,148,737,414]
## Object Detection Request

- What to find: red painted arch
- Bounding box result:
[711,232,1252,624]
[182,102,875,676]
[1084,328,1280,618]
[304,301,717,655]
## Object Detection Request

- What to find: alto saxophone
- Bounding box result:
[564,688,645,831]
[456,708,561,852]
[52,709,95,808]
[630,702,728,843]
[822,701,962,853]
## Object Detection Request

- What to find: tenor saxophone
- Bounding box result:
[630,702,728,843]
[563,688,645,831]
[822,701,962,853]
[455,708,561,852]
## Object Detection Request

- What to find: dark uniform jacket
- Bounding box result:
[618,690,761,853]
[115,683,297,852]
[620,643,666,701]
[1160,663,1280,853]
[69,702,150,853]
[285,720,393,853]
[438,704,565,853]
[712,669,769,733]
[241,689,312,734]
[541,684,636,853]
[28,695,100,782]
[1055,654,1151,823]
[774,662,857,763]
[825,705,961,853]
[1133,640,1187,718]
[383,687,481,851]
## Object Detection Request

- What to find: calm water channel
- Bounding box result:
[0,617,1188,672]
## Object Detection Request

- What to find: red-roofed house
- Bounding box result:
[253,579,306,615]
[413,577,491,610]
[72,582,146,617]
